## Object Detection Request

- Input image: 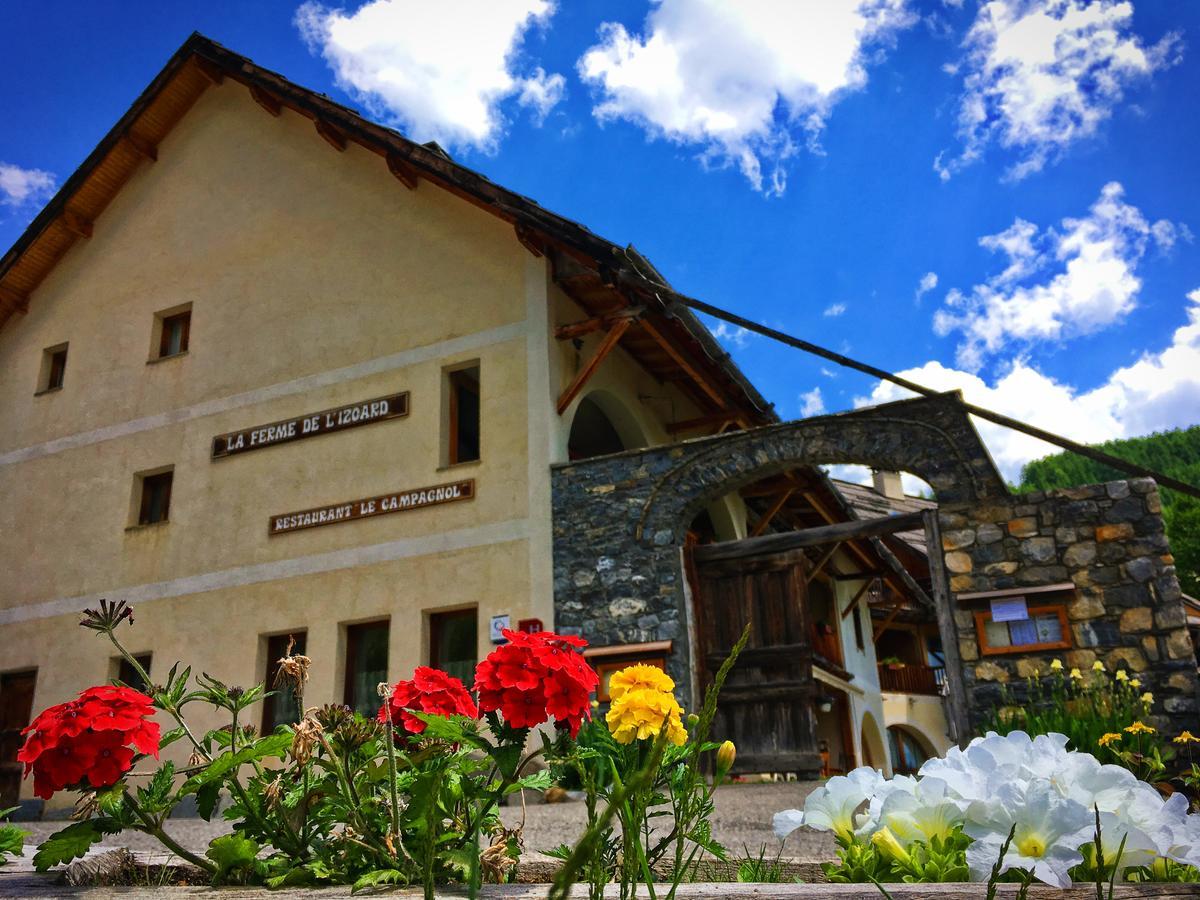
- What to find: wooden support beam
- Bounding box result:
[841,578,874,619]
[386,153,419,189]
[60,209,93,239]
[514,224,543,257]
[554,307,642,341]
[122,133,157,162]
[556,317,633,415]
[667,412,741,435]
[804,543,840,585]
[193,57,225,85]
[0,285,29,314]
[749,488,795,537]
[638,318,733,412]
[249,84,282,117]
[693,511,925,564]
[873,600,905,641]
[314,119,347,152]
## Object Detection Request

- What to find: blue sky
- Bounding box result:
[2,0,1198,483]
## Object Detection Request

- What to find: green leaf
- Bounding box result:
[94,784,128,819]
[205,833,260,878]
[196,781,221,821]
[32,819,120,871]
[138,761,176,813]
[351,869,409,893]
[180,734,291,795]
[0,824,27,865]
[158,726,186,751]
[509,769,553,794]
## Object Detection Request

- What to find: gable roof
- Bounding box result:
[0,33,773,426]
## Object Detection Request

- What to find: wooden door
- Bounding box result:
[690,550,821,777]
[0,670,37,809]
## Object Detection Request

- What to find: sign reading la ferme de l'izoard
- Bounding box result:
[211,392,409,458]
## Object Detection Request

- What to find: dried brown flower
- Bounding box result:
[71,791,100,821]
[291,712,325,765]
[273,635,312,704]
[480,825,521,883]
[263,775,284,810]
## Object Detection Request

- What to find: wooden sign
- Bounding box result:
[269,479,474,535]
[212,392,409,459]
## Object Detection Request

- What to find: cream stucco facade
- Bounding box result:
[0,82,707,807]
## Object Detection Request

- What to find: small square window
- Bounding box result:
[37,343,68,393]
[444,364,480,465]
[137,470,174,525]
[159,311,190,358]
[115,654,152,693]
[429,609,477,685]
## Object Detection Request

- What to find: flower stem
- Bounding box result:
[126,793,216,875]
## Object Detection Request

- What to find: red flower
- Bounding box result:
[18,685,160,800]
[474,630,598,736]
[378,666,478,737]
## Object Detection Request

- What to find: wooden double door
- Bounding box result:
[689,549,822,777]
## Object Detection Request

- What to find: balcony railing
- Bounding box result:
[878,663,945,695]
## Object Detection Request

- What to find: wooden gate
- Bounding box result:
[689,549,821,777]
[0,670,37,809]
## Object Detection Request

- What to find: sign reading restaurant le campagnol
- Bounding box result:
[269,479,475,535]
[211,392,409,458]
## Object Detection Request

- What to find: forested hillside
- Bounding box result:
[1017,426,1200,595]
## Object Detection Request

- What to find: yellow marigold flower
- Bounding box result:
[607,664,675,701]
[1125,721,1155,735]
[1115,670,1128,682]
[1173,731,1200,744]
[1092,660,1105,672]
[606,686,688,746]
[1069,668,1083,680]
[1098,732,1123,748]
[1050,659,1063,671]
[1140,692,1154,706]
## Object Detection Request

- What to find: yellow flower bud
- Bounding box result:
[1049,659,1063,671]
[686,713,700,727]
[716,739,736,775]
[871,827,911,864]
[1069,667,1082,680]
[1115,670,1128,682]
[1129,679,1141,689]
[1092,660,1105,672]
[1141,692,1154,706]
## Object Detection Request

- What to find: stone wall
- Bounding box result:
[942,478,1199,734]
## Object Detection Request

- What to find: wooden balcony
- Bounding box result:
[878,663,944,695]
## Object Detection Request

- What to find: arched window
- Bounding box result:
[887,725,931,775]
[568,396,627,460]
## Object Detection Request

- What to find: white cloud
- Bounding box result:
[820,366,838,378]
[937,0,1181,181]
[915,271,938,303]
[933,182,1174,371]
[859,288,1200,481]
[800,386,826,417]
[710,321,751,348]
[296,0,563,151]
[823,302,848,317]
[0,163,55,208]
[578,0,916,195]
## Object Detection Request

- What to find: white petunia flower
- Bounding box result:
[964,778,1093,887]
[854,773,918,838]
[775,767,884,841]
[1082,810,1160,875]
[878,776,966,845]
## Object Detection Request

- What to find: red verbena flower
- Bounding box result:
[474,630,598,736]
[377,666,478,736]
[17,685,160,800]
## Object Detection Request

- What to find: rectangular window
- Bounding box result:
[1,669,38,808]
[975,604,1071,656]
[37,343,68,393]
[159,311,190,357]
[137,469,174,525]
[344,621,389,716]
[429,609,477,685]
[853,603,866,651]
[116,654,152,693]
[262,633,307,733]
[445,365,480,465]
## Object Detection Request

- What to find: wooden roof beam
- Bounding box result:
[667,412,740,435]
[60,209,93,239]
[638,318,735,414]
[749,488,796,537]
[514,224,543,257]
[122,133,158,162]
[804,543,841,586]
[692,511,925,563]
[387,153,419,189]
[193,56,225,86]
[841,578,874,620]
[555,307,643,341]
[0,285,29,315]
[314,119,347,152]
[557,317,633,415]
[249,84,282,117]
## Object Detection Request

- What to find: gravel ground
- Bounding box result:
[17,781,834,862]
